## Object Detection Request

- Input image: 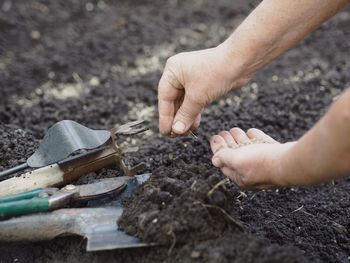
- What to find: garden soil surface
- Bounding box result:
[0,1,350,262]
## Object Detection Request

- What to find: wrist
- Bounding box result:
[276,140,327,187]
[218,19,286,81]
[273,142,299,187]
[214,42,254,89]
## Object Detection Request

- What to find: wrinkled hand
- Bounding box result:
[210,128,296,189]
[158,45,251,135]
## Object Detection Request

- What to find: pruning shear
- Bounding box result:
[0,177,129,220]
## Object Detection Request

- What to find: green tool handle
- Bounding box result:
[0,197,50,220]
[0,189,44,203]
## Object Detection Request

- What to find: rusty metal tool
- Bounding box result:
[0,173,151,251]
[0,120,147,179]
[0,120,148,196]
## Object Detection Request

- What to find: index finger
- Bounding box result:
[158,71,183,135]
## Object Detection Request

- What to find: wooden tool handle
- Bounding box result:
[0,164,65,196]
[0,207,121,242]
[0,147,118,196]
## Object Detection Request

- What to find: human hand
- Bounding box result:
[210,127,295,189]
[158,45,252,136]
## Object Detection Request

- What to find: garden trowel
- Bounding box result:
[0,173,151,251]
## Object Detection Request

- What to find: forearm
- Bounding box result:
[221,0,349,80]
[281,88,350,186]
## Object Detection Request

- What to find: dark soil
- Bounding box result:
[0,0,349,262]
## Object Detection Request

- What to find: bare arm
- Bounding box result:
[280,89,350,186]
[209,89,350,189]
[222,0,349,77]
[158,0,349,135]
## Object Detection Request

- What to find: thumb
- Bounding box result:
[172,95,203,134]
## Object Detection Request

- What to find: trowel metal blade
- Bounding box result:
[86,173,152,251]
[0,207,148,250]
[86,209,149,251]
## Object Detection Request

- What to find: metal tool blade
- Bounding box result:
[86,173,152,251]
[74,173,150,202]
[0,207,149,250]
[65,177,128,201]
[27,120,111,168]
[85,208,148,251]
[84,173,151,208]
[0,120,148,179]
[114,120,148,135]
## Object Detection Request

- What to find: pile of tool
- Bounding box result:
[0,120,150,251]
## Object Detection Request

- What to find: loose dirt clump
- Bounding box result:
[119,164,244,244]
[119,163,308,262]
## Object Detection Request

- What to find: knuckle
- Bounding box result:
[240,175,249,186]
[187,93,206,108]
[158,75,170,93]
[177,107,195,121]
[203,91,216,105]
[157,84,165,95]
[165,54,180,68]
[229,174,244,188]
[165,56,175,66]
[235,176,247,189]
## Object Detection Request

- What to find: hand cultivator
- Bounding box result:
[0,120,148,196]
[0,120,151,251]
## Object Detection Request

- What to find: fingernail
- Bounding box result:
[173,121,186,133]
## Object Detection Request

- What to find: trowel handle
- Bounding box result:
[0,196,49,220]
